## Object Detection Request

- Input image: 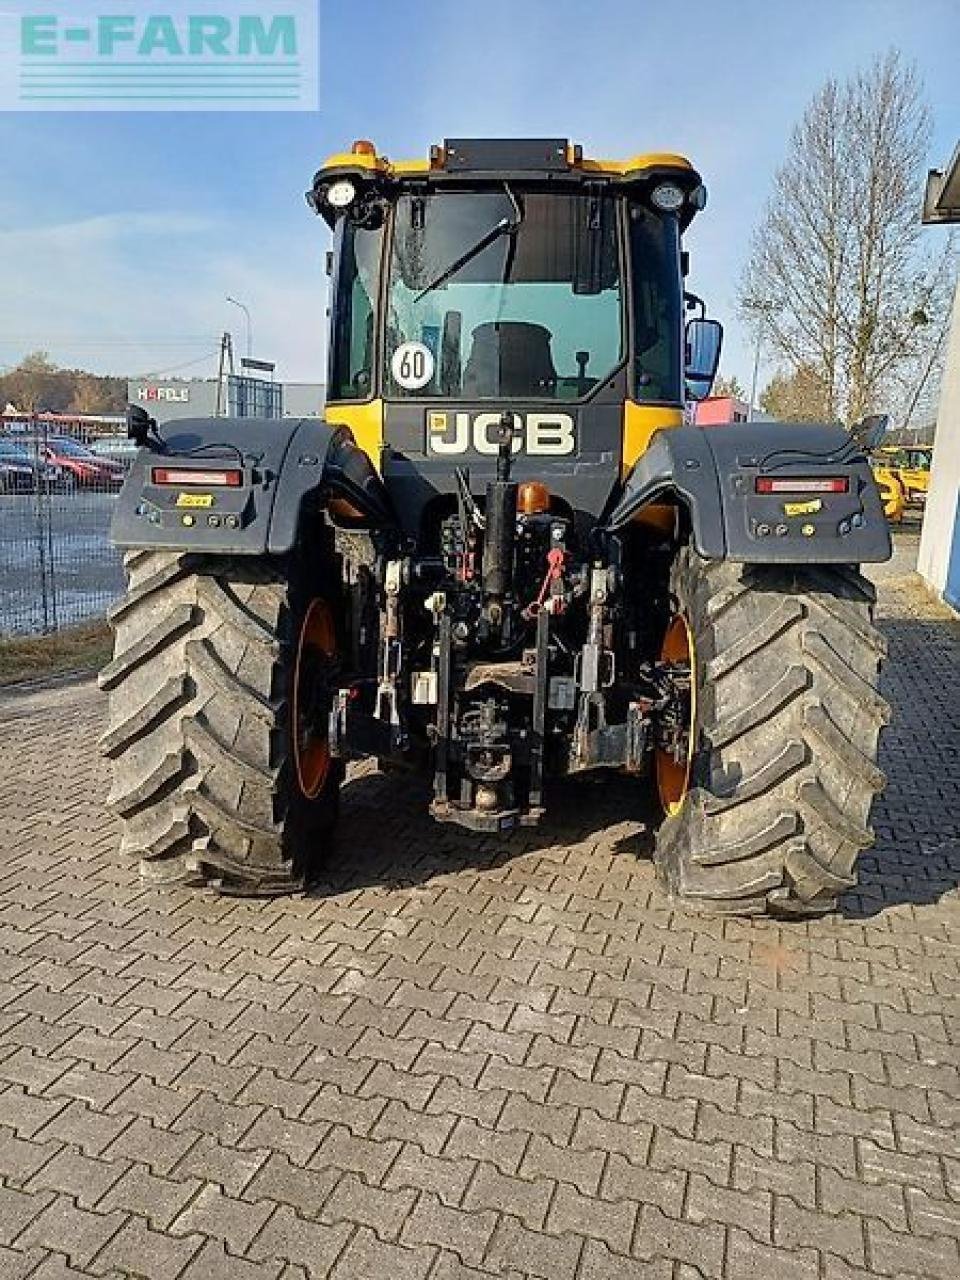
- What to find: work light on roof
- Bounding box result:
[689,184,708,210]
[326,179,357,209]
[650,182,685,212]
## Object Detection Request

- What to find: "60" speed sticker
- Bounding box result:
[391,341,435,391]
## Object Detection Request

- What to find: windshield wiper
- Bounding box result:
[413,184,523,303]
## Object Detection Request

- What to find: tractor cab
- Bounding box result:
[308,138,721,535]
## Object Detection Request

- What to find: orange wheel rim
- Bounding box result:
[656,613,696,816]
[292,599,337,799]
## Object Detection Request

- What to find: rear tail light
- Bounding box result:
[755,476,849,495]
[152,467,242,487]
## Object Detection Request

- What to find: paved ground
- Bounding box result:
[0,533,958,1280]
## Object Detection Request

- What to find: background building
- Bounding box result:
[284,383,327,418]
[127,377,326,424]
[918,143,960,612]
[127,378,218,423]
[694,395,751,425]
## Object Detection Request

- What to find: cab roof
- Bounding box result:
[309,137,705,227]
[318,136,696,179]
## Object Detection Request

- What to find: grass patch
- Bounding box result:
[0,620,113,686]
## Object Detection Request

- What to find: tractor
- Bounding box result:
[101,137,892,916]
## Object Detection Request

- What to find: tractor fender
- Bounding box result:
[606,423,892,563]
[111,416,394,555]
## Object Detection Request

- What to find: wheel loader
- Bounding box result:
[875,444,933,506]
[101,137,893,916]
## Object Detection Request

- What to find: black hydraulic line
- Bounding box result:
[529,607,549,811]
[433,613,452,803]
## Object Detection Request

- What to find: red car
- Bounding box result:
[18,435,125,491]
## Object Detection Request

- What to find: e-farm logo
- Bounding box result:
[0,2,318,112]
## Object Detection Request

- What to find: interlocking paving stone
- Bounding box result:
[0,538,958,1278]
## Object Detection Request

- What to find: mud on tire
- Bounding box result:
[654,547,891,916]
[99,550,341,894]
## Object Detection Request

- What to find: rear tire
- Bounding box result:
[654,547,890,916]
[99,549,342,894]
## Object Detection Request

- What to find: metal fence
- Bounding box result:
[0,417,128,636]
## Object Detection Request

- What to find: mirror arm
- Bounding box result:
[126,404,166,452]
[850,414,889,453]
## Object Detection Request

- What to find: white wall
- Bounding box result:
[918,277,960,605]
[283,383,326,417]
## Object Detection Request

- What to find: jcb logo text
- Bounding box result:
[427,412,576,457]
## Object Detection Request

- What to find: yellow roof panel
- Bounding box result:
[317,144,695,180]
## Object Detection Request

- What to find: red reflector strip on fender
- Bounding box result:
[152,468,242,487]
[755,476,849,495]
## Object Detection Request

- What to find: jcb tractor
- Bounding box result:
[101,138,892,917]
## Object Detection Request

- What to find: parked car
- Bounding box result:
[0,440,66,494]
[89,435,138,466]
[0,441,37,494]
[13,435,125,490]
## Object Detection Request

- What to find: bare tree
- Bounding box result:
[68,370,127,415]
[742,52,946,424]
[0,352,126,415]
[760,363,832,421]
[712,374,746,400]
[0,351,69,413]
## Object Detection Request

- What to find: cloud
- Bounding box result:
[0,209,329,380]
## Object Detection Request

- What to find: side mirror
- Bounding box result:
[684,317,723,402]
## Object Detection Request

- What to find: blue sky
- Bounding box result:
[0,0,957,392]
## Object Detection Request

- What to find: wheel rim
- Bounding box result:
[292,599,338,799]
[656,613,696,816]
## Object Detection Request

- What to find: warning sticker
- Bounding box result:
[783,498,822,517]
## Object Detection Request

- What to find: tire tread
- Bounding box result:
[655,548,890,916]
[102,552,339,894]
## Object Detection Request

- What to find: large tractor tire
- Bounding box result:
[99,549,343,894]
[654,547,890,916]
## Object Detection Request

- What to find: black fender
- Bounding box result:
[111,416,395,555]
[606,423,892,563]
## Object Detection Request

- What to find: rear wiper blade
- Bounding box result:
[413,184,523,303]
